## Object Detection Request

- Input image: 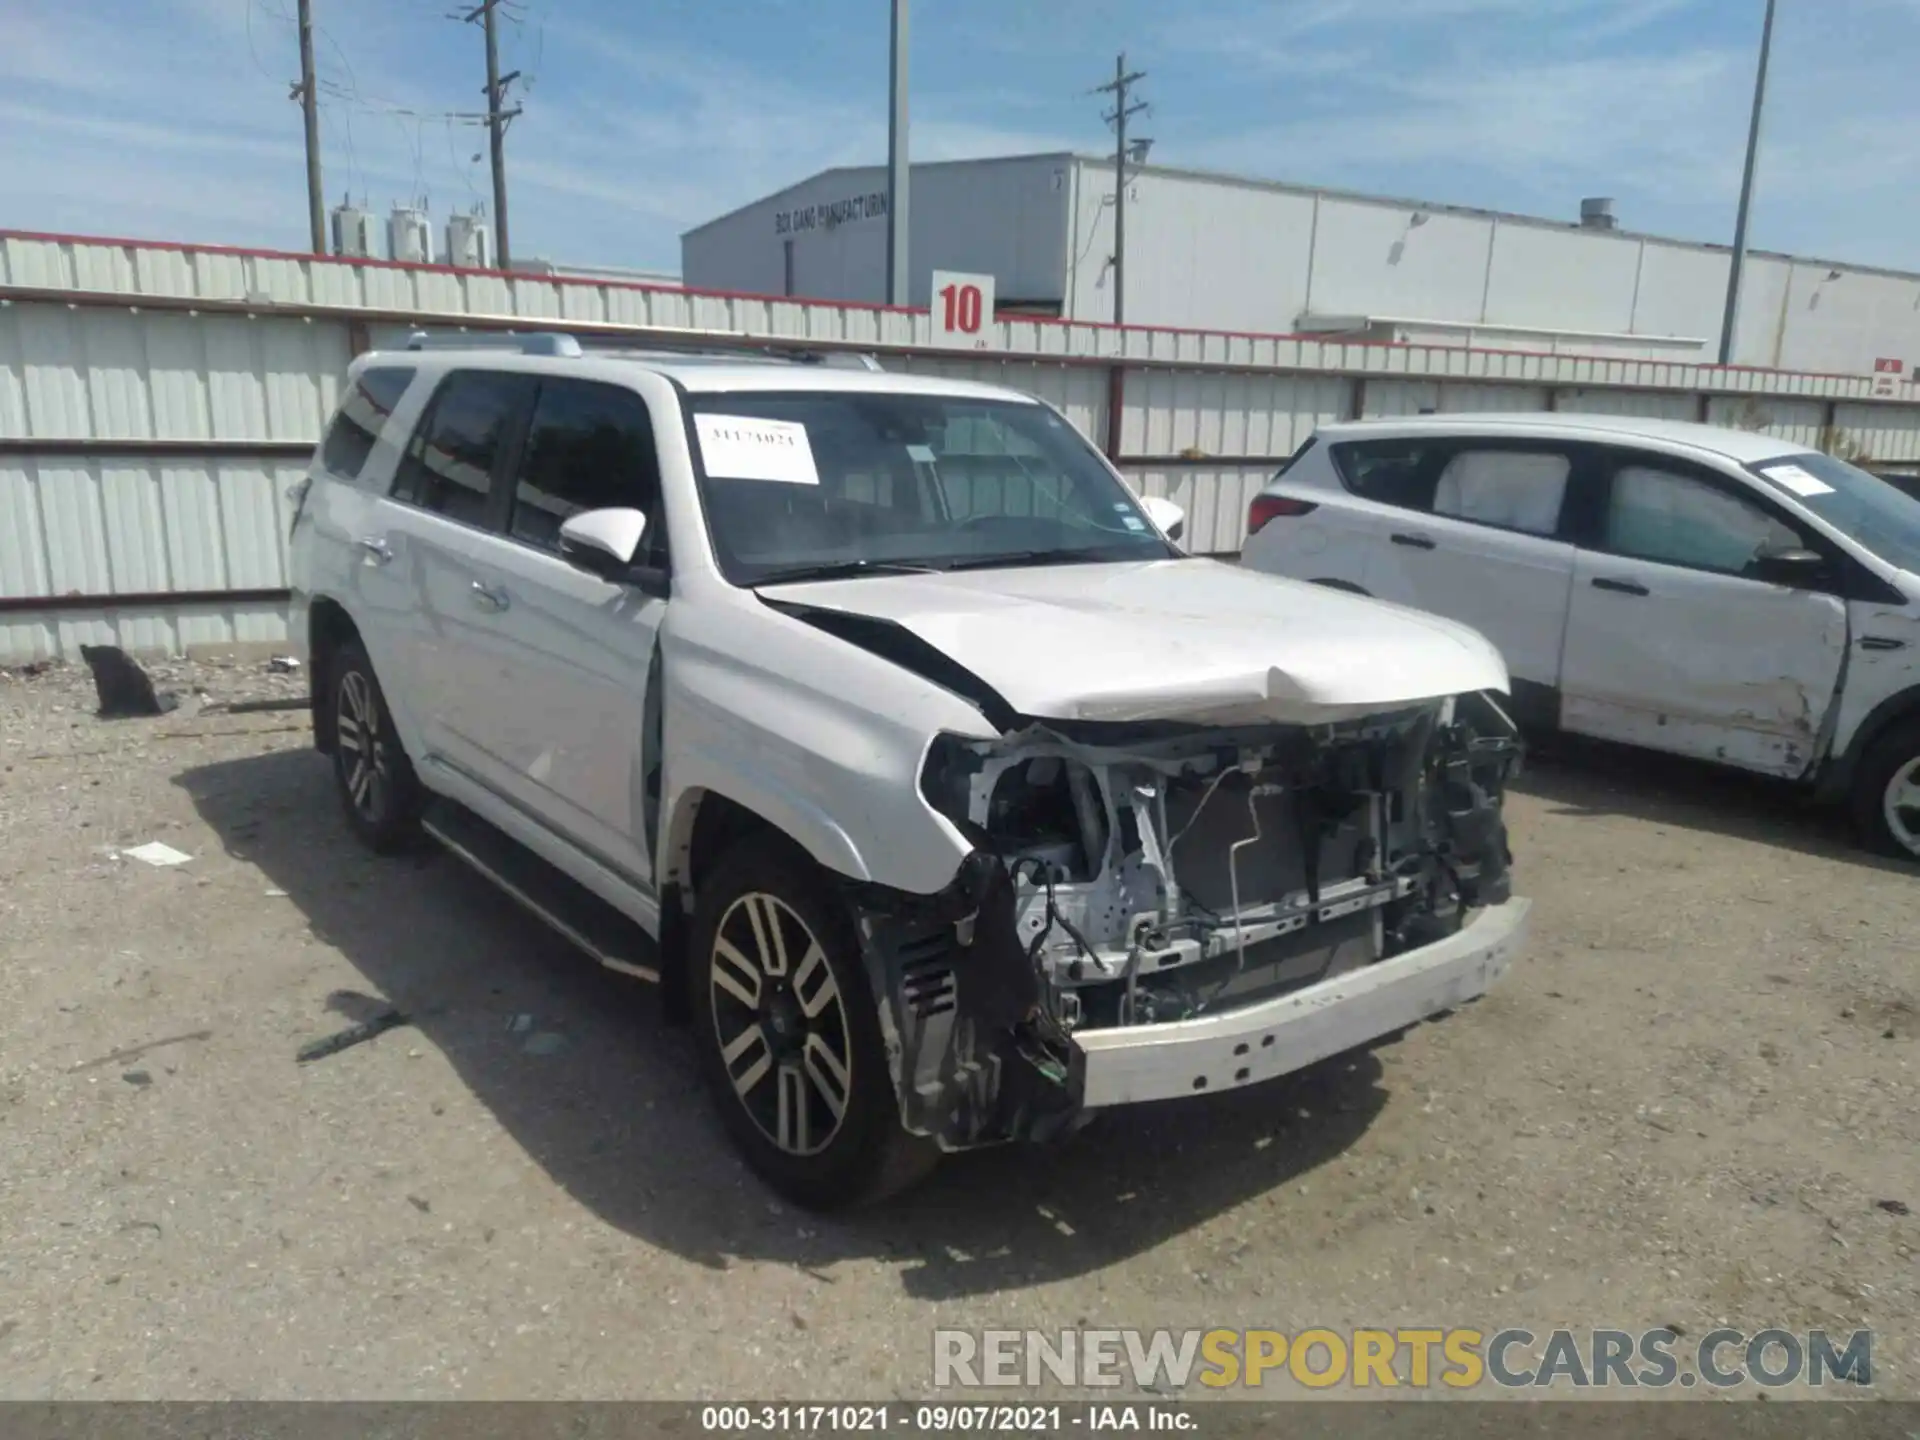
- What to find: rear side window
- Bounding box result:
[319,366,415,481]
[392,371,528,526]
[509,380,663,556]
[1432,450,1570,536]
[1331,440,1442,510]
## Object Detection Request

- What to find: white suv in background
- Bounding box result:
[1241,414,1920,860]
[288,334,1528,1208]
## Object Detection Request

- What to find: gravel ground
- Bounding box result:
[0,655,1914,1402]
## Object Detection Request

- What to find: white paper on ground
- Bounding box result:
[1762,463,1835,497]
[695,414,819,485]
[122,841,192,867]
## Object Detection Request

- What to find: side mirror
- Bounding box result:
[558,507,648,579]
[1750,544,1829,588]
[1139,494,1187,544]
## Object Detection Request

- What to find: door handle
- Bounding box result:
[470,581,510,612]
[356,536,393,565]
[1860,636,1907,652]
[1390,533,1436,550]
[1591,577,1649,597]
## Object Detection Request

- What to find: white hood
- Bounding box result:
[758,558,1509,726]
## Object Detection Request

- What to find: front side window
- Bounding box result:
[320,366,415,482]
[391,370,527,525]
[1750,451,1920,575]
[683,391,1175,585]
[1431,450,1570,537]
[1604,465,1802,574]
[509,380,662,556]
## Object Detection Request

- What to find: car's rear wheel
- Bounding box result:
[690,836,938,1209]
[1852,720,1920,862]
[330,638,422,853]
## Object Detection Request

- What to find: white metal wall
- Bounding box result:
[0,299,345,659]
[7,229,1920,660]
[0,456,308,661]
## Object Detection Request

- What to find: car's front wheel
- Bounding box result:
[1853,720,1920,862]
[329,637,422,853]
[689,835,938,1209]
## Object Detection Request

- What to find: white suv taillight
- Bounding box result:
[1246,493,1317,535]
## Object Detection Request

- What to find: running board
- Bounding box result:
[422,800,661,983]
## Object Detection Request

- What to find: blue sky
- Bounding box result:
[5,0,1918,275]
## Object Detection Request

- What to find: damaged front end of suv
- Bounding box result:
[846,691,1523,1150]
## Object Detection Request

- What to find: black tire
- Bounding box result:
[690,835,938,1209]
[1852,721,1920,862]
[329,637,423,854]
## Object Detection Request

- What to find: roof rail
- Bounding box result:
[395,328,884,371]
[402,329,582,357]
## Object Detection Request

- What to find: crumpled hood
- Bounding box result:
[757,558,1509,725]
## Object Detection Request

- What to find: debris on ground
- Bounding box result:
[68,1029,214,1073]
[78,644,178,719]
[1877,1199,1912,1217]
[122,1070,152,1088]
[267,656,302,673]
[223,698,310,715]
[121,841,193,868]
[295,1008,411,1064]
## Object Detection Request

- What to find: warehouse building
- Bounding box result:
[682,153,1920,380]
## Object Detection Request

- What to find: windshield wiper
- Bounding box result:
[749,558,947,586]
[936,547,1132,573]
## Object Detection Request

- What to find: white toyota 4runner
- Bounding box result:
[288,334,1530,1208]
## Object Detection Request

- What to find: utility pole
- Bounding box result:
[885,0,910,307]
[1718,0,1778,366]
[293,0,325,253]
[1093,53,1148,327]
[465,0,522,269]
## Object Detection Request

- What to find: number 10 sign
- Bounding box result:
[931,270,995,349]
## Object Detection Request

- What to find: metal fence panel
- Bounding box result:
[9,229,1920,660]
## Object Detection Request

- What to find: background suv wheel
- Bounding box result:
[329,637,423,853]
[1853,719,1920,862]
[690,835,938,1209]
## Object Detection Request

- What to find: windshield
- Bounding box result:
[1750,451,1920,575]
[683,391,1176,585]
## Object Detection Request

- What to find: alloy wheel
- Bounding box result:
[707,892,855,1157]
[1884,756,1920,859]
[336,669,390,823]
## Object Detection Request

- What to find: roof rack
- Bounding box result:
[398,328,884,370]
[402,329,583,357]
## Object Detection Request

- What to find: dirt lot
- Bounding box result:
[0,656,1914,1402]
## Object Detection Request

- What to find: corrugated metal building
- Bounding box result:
[682,154,1920,377]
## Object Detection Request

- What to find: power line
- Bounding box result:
[1091,52,1149,328]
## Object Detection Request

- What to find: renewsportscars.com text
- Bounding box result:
[933,1327,1873,1391]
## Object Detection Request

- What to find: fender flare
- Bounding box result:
[1816,684,1920,802]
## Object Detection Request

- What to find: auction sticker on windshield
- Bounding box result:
[1761,463,1835,497]
[695,414,820,485]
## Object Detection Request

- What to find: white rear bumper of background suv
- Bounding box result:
[1072,898,1530,1108]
